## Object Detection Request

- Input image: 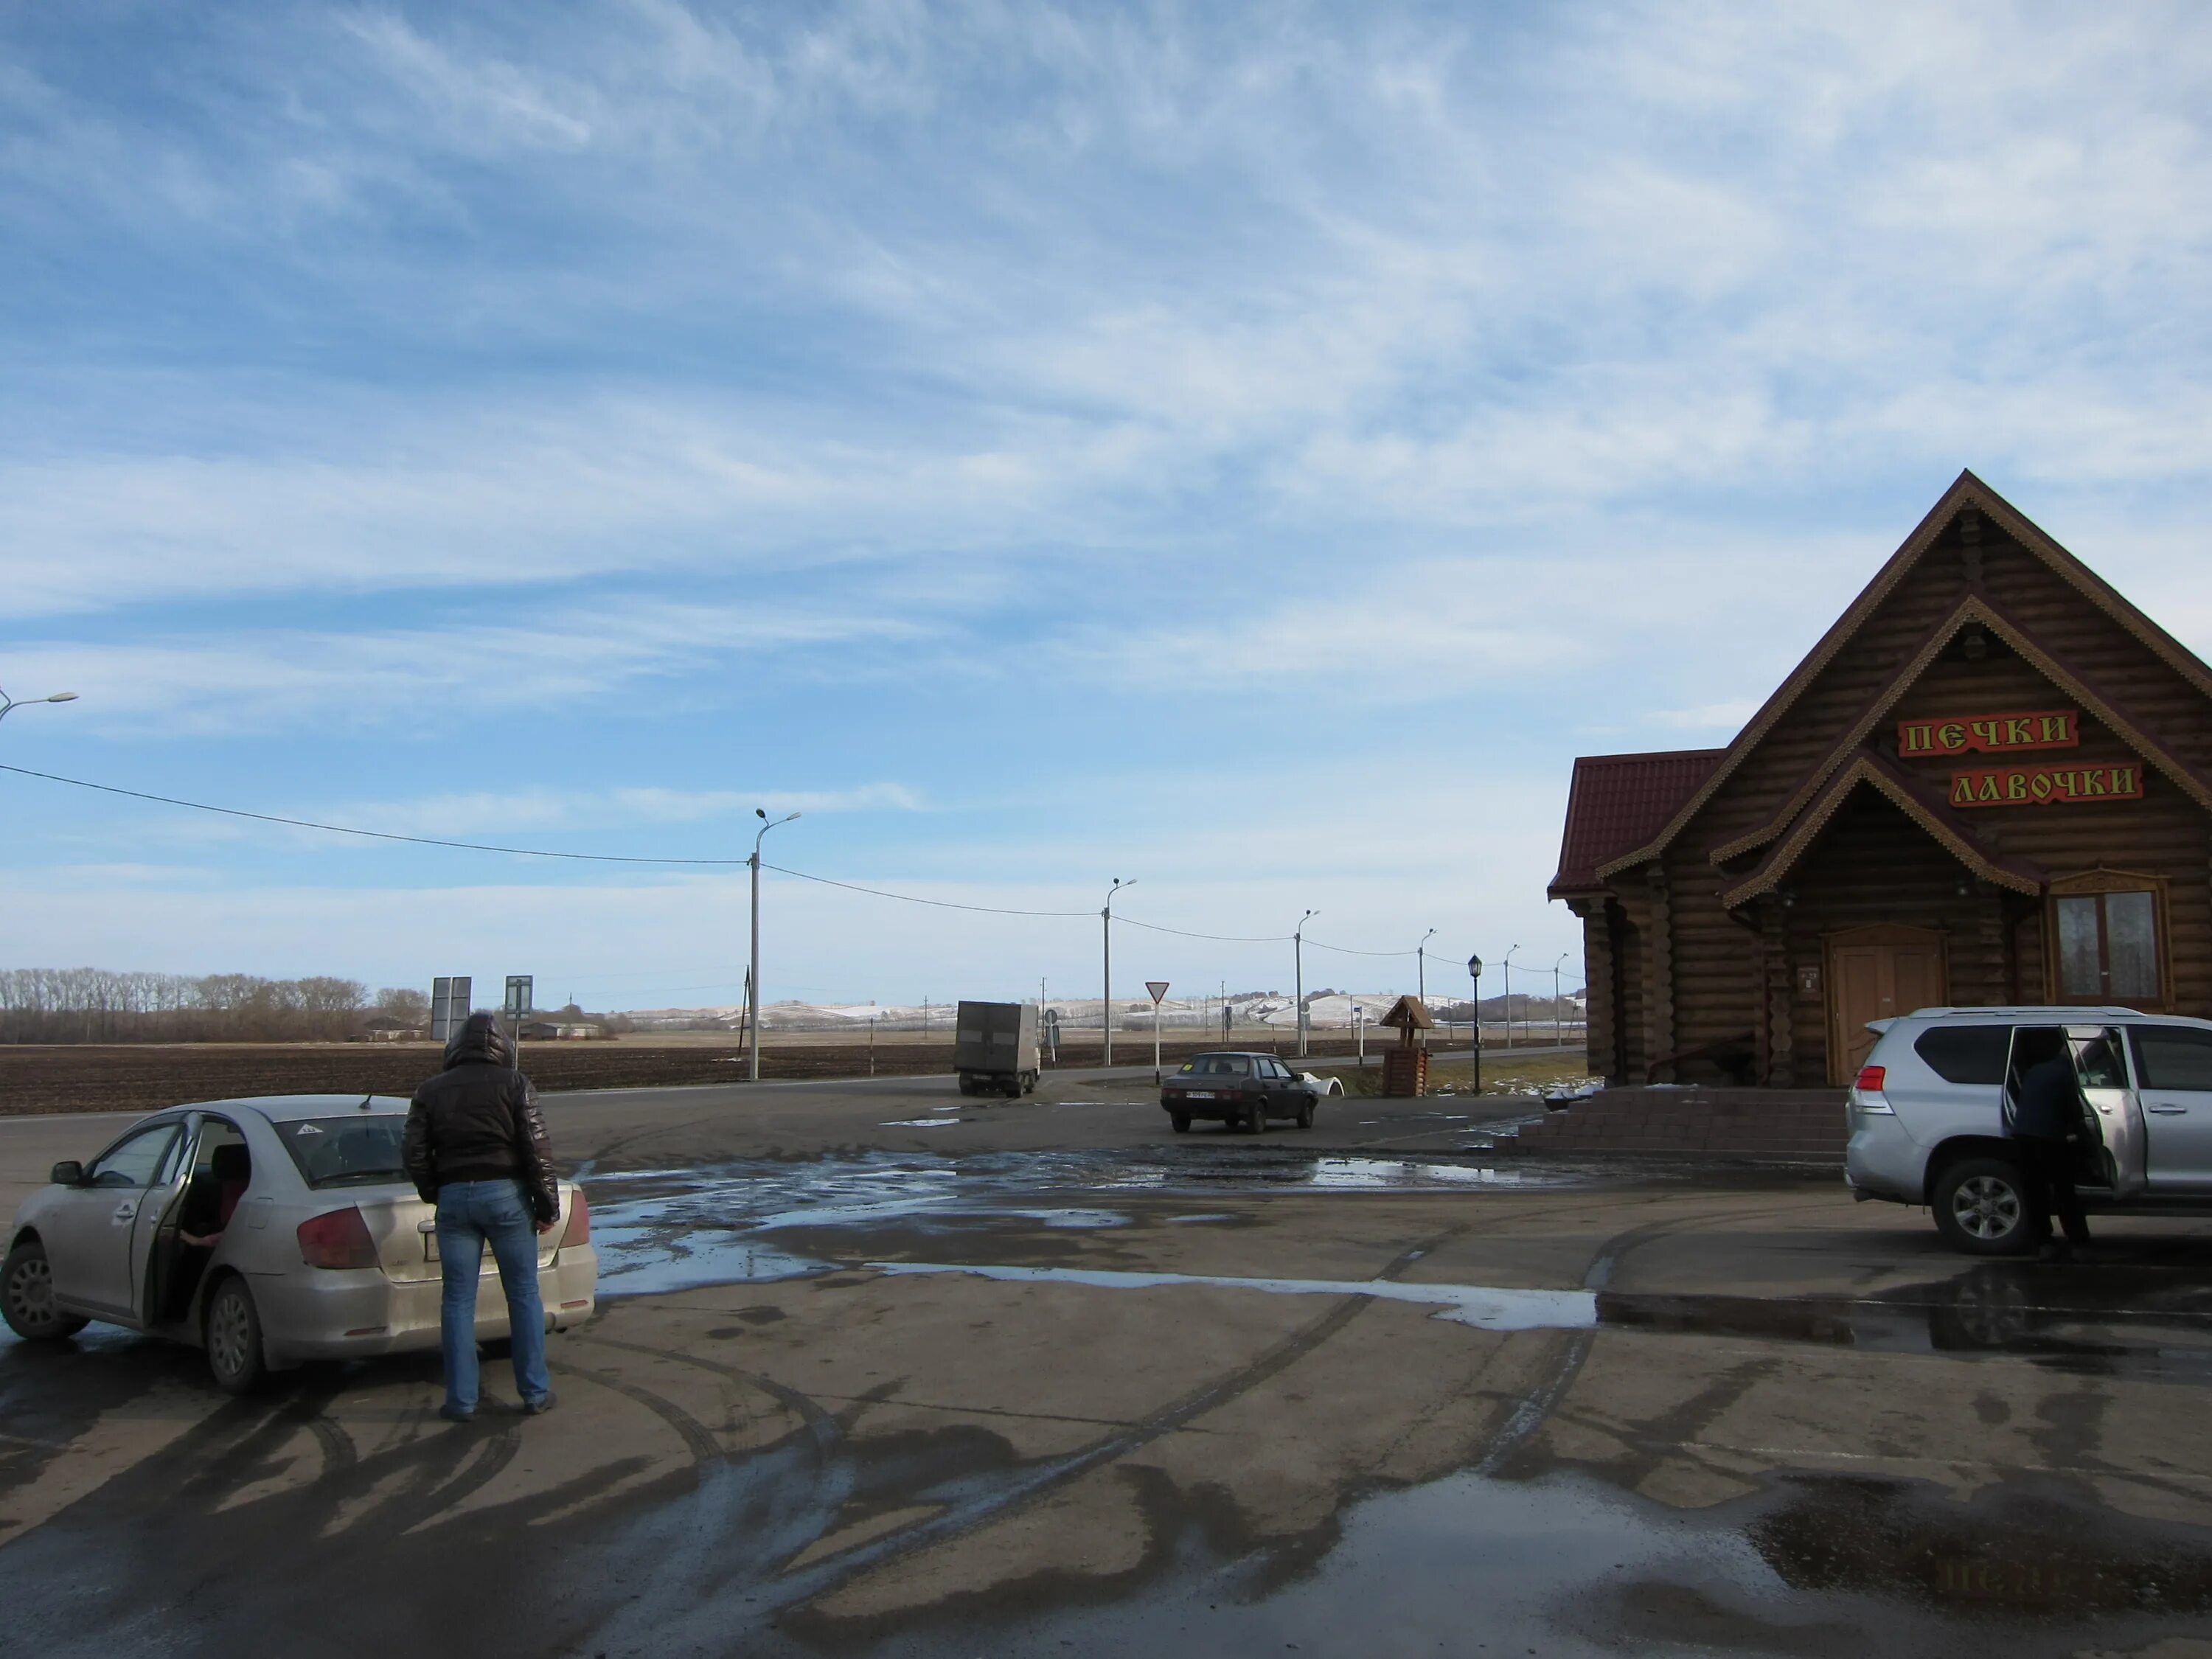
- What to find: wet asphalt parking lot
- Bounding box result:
[5,1066,2212,1657]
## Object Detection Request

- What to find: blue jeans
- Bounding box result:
[435,1178,551,1413]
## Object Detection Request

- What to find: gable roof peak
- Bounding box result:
[1590,470,2212,885]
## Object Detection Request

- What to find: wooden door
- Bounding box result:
[1826,925,1947,1084]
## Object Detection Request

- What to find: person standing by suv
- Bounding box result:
[403,1012,560,1421]
[2008,1029,2093,1262]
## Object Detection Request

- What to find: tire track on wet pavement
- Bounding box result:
[1470,1197,1815,1477]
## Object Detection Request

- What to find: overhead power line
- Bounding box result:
[0,762,752,866]
[0,760,1581,967]
[1115,916,1291,944]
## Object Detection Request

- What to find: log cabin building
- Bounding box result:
[1550,471,2212,1088]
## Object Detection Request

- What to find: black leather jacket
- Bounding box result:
[403,1013,559,1223]
[2009,1054,2087,1143]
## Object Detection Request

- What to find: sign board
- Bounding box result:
[429,976,472,1043]
[1146,980,1170,1004]
[504,975,534,1018]
[1898,709,2079,757]
[1949,762,2143,808]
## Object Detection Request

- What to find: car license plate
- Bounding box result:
[1186,1091,1217,1099]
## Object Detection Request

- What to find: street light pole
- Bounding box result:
[1294,908,1318,1059]
[1102,878,1132,1066]
[1417,928,1436,1004]
[0,686,79,728]
[746,808,801,1083]
[1554,953,1569,1046]
[1467,954,1484,1093]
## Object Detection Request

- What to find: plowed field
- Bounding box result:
[0,1034,1381,1116]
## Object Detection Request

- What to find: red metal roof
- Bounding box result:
[1548,748,1727,897]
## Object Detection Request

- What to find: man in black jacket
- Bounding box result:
[403,1012,561,1421]
[2008,1029,2093,1262]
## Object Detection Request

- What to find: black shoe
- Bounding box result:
[439,1402,475,1423]
[523,1391,557,1416]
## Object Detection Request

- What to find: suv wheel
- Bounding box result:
[2,1239,88,1342]
[1932,1157,2035,1256]
[204,1276,268,1394]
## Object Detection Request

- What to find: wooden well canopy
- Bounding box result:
[1549,470,2212,1088]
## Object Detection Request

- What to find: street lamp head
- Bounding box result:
[44,692,78,703]
[785,811,801,822]
[756,807,767,819]
[1467,953,1483,976]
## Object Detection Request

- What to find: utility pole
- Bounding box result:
[1502,945,1520,1053]
[1102,878,1132,1065]
[747,809,801,1083]
[1417,927,1436,1004]
[1554,953,1569,1046]
[1294,908,1318,1059]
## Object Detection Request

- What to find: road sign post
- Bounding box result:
[504,975,533,1060]
[1146,981,1170,1082]
[430,976,472,1045]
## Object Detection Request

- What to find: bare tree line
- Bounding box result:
[0,970,429,1044]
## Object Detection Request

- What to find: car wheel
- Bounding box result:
[2,1239,88,1342]
[1931,1157,2035,1256]
[1298,1101,1315,1130]
[1245,1102,1265,1135]
[204,1275,268,1394]
[1171,1113,1190,1134]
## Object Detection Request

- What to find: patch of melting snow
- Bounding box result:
[870,1262,1596,1333]
[880,1117,963,1128]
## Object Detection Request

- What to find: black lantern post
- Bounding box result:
[1467,953,1484,1094]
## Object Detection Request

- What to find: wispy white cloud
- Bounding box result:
[1,595,935,732]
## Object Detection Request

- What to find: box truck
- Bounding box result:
[955,1001,1040,1098]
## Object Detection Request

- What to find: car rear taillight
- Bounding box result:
[560,1188,590,1248]
[1854,1065,1886,1093]
[296,1207,379,1270]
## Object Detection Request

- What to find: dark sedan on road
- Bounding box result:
[1161,1051,1326,1134]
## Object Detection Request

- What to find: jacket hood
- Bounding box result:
[445,1010,515,1068]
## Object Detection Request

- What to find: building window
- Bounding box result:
[2049,873,2165,1007]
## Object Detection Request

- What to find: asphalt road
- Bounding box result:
[6,1071,2212,1657]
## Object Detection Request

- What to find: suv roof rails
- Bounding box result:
[1905,1005,2141,1020]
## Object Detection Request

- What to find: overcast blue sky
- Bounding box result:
[4,1,2210,1011]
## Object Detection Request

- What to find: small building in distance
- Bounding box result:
[1551,470,2212,1088]
[518,1019,605,1040]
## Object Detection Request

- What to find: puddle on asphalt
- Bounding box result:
[585,1148,1576,1298]
[905,1463,2212,1658]
[583,1153,2212,1382]
[872,1262,1598,1333]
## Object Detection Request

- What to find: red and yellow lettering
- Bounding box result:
[2028,772,2053,801]
[2005,717,2033,745]
[2006,771,2028,800]
[2041,712,2072,744]
[1977,774,2002,803]
[2083,770,2107,796]
[1971,720,2000,748]
[2111,765,2138,796]
[1939,722,1967,752]
[1900,722,1934,755]
[1951,774,1975,807]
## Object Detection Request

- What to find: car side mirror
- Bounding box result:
[50,1161,84,1187]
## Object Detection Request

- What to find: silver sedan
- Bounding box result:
[1,1094,597,1392]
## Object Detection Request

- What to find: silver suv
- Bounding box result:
[1847,1006,2212,1253]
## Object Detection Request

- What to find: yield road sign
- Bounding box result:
[1146,981,1170,1003]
